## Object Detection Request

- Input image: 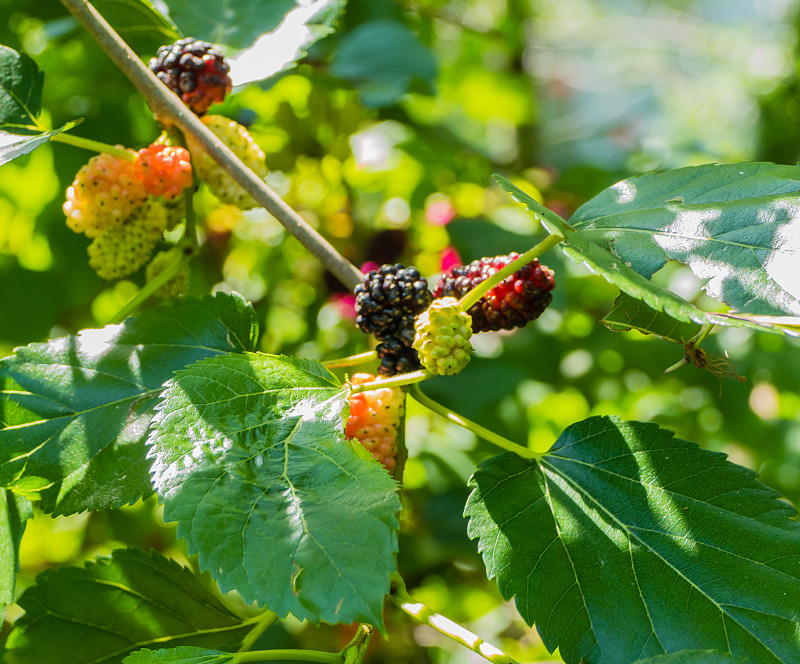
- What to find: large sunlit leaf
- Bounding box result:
[4,549,250,664]
[465,416,800,664]
[569,162,800,316]
[496,176,794,337]
[0,293,258,516]
[0,490,31,621]
[161,0,295,49]
[0,46,43,129]
[330,20,437,107]
[149,353,400,628]
[94,0,180,55]
[228,0,346,86]
[124,648,231,664]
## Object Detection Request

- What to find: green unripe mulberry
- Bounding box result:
[412,297,473,375]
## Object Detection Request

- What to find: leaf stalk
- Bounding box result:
[409,384,539,459]
[49,131,136,160]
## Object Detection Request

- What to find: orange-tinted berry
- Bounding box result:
[63,150,148,238]
[345,373,404,472]
[135,144,193,200]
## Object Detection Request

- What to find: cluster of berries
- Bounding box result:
[354,253,555,376]
[354,265,433,377]
[63,38,266,290]
[345,373,405,472]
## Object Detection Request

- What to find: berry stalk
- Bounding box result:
[59,0,364,291]
[409,384,539,459]
[459,232,564,312]
[322,350,378,369]
[348,370,429,395]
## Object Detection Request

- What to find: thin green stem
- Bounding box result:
[409,384,539,459]
[390,577,520,664]
[108,186,198,324]
[109,247,193,323]
[233,611,278,657]
[229,649,342,664]
[58,0,364,291]
[49,132,136,159]
[323,351,377,369]
[348,370,429,394]
[459,232,565,311]
[664,323,716,374]
[341,624,373,664]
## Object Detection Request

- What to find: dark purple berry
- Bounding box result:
[149,38,232,115]
[432,253,555,333]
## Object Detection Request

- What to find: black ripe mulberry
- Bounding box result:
[433,253,555,333]
[354,264,432,377]
[354,264,432,339]
[149,38,232,115]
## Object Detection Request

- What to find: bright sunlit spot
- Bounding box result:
[229,0,333,86]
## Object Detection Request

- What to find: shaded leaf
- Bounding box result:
[632,651,751,664]
[330,20,437,107]
[4,549,250,664]
[602,292,702,342]
[496,176,793,337]
[149,353,400,628]
[465,416,800,664]
[0,293,258,516]
[124,648,231,664]
[569,162,800,316]
[161,0,295,49]
[94,0,180,55]
[0,490,31,620]
[0,46,43,129]
[0,120,78,167]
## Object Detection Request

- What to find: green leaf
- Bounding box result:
[632,651,751,664]
[228,0,346,86]
[496,176,794,337]
[124,648,231,664]
[0,120,78,167]
[94,0,180,55]
[601,292,703,341]
[465,416,800,664]
[0,490,31,620]
[149,353,400,628]
[161,0,296,49]
[4,549,250,664]
[569,162,800,316]
[0,293,258,516]
[330,20,437,107]
[0,46,43,129]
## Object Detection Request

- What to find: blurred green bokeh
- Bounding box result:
[2,0,800,661]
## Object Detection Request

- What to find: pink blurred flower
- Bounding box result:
[440,246,462,272]
[330,293,356,319]
[360,261,379,274]
[425,199,456,226]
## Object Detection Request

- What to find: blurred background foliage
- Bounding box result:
[1,0,800,662]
